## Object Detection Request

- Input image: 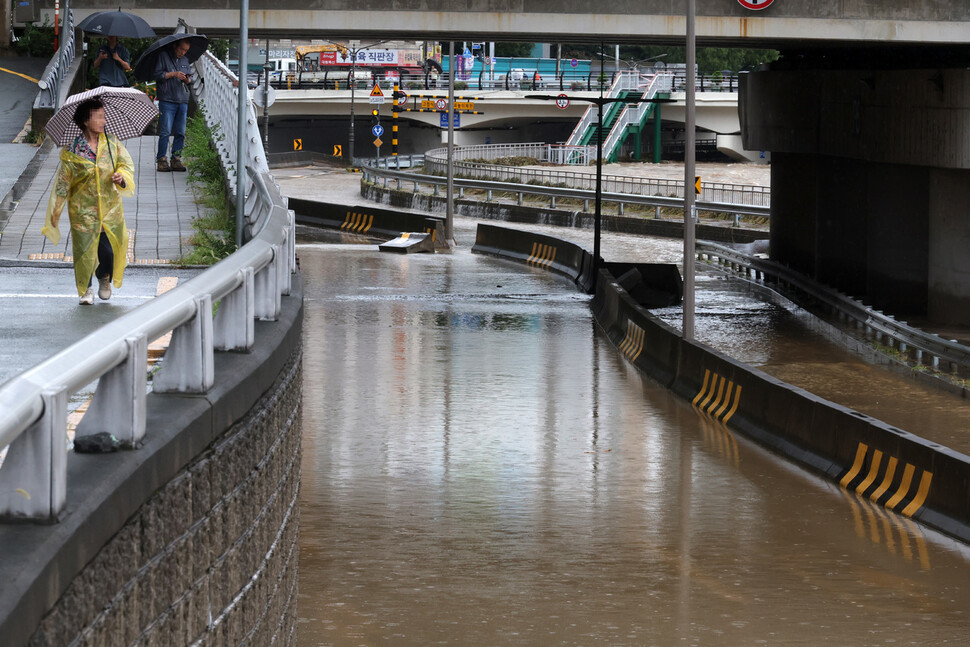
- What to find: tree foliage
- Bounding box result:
[557,43,778,73]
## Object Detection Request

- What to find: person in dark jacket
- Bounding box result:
[93,36,131,87]
[153,39,192,172]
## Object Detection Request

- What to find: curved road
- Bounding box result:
[296,240,970,645]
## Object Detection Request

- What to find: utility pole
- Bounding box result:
[683,0,697,340]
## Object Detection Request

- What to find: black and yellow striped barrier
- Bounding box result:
[840,442,933,518]
[341,211,374,233]
[691,369,742,424]
[526,242,556,269]
[617,320,644,362]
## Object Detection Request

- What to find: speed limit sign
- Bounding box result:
[555,94,569,110]
[435,98,447,111]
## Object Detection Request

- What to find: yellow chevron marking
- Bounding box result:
[870,456,898,502]
[713,382,734,420]
[361,214,374,232]
[527,242,556,268]
[692,370,711,407]
[901,471,933,517]
[721,385,741,423]
[856,449,883,495]
[886,463,916,510]
[341,211,354,229]
[840,443,869,488]
[705,377,726,417]
[617,321,644,360]
[697,375,720,413]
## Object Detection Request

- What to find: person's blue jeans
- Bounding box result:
[157,100,188,160]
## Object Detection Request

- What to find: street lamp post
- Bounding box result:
[335,39,387,167]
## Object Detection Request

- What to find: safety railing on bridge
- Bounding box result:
[421,143,770,208]
[0,33,293,522]
[697,241,970,378]
[362,157,769,219]
[35,3,77,111]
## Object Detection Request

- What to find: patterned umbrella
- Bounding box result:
[77,10,156,39]
[44,86,158,147]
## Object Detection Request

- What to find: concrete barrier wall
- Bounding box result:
[472,223,588,282]
[477,223,970,544]
[289,196,444,244]
[0,280,305,646]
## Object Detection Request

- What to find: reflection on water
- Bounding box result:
[298,244,970,646]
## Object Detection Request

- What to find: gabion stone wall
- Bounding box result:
[27,349,303,646]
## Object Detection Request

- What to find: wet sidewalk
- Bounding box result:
[0,135,201,264]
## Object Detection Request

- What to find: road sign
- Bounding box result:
[395,89,408,104]
[293,139,302,151]
[369,84,385,104]
[737,0,774,9]
[440,112,460,128]
[372,124,384,137]
[570,58,578,68]
[695,176,701,195]
[435,98,447,111]
[555,94,569,110]
[333,144,342,157]
[252,84,276,108]
[373,137,383,148]
[454,101,475,111]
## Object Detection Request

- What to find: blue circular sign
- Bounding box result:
[372,124,384,137]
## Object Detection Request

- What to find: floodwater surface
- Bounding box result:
[297,243,970,646]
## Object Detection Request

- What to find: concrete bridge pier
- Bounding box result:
[741,66,970,326]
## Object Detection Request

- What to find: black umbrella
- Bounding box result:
[133,33,209,82]
[78,10,156,39]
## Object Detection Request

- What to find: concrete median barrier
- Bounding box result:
[289,197,446,248]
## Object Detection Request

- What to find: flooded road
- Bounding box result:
[297,243,970,646]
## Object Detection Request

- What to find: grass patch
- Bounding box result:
[174,105,237,266]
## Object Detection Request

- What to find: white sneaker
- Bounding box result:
[79,287,95,305]
[98,276,112,300]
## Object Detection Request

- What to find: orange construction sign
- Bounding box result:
[370,84,384,97]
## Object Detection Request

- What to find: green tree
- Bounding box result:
[494,42,533,58]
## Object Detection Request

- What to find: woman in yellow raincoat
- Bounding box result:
[41,97,135,305]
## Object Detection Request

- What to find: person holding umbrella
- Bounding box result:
[153,39,193,172]
[42,87,158,304]
[93,35,131,87]
[133,32,208,172]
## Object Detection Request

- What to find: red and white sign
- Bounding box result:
[435,98,447,111]
[737,0,774,9]
[555,94,569,110]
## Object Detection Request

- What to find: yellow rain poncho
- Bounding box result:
[41,133,135,296]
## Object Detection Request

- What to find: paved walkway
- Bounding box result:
[0,135,201,263]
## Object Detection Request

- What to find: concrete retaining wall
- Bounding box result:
[473,223,970,544]
[0,279,305,646]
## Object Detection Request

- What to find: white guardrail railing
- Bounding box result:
[0,36,292,522]
[697,241,970,375]
[363,158,770,219]
[421,143,771,208]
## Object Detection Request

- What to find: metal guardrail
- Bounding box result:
[0,38,294,522]
[422,143,770,208]
[35,5,76,110]
[697,241,970,376]
[0,166,295,522]
[362,160,770,218]
[194,50,269,190]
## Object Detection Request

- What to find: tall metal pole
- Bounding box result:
[262,37,270,152]
[593,103,603,278]
[682,0,697,339]
[235,0,249,248]
[348,50,356,166]
[446,41,455,244]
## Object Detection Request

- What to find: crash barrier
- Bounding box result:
[472,223,592,286]
[359,171,769,245]
[379,232,436,253]
[0,167,302,644]
[476,224,970,544]
[288,196,446,247]
[697,240,970,382]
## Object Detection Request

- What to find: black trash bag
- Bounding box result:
[74,432,121,453]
